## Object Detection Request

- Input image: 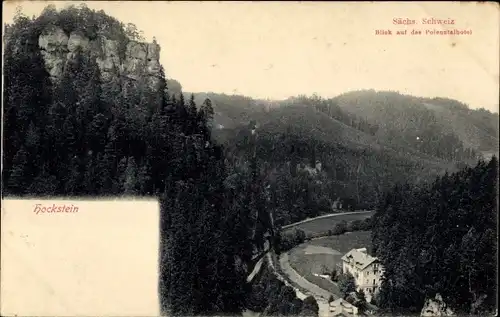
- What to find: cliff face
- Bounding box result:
[38,25,162,91]
[420,294,455,317]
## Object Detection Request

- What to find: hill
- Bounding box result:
[185,91,494,164]
[333,90,499,156]
[181,91,494,221]
[216,105,451,225]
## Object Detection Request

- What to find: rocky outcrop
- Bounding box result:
[38,25,162,90]
[95,38,120,81]
[123,40,161,88]
[38,25,69,78]
[67,31,90,54]
[421,294,454,317]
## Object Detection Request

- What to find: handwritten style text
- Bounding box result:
[33,203,79,214]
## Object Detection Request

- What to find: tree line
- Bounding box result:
[287,94,380,136]
[222,122,443,226]
[371,157,498,315]
[331,90,486,162]
[247,258,319,316]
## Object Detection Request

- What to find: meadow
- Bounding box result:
[283,211,374,236]
[287,231,373,296]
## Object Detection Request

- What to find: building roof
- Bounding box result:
[341,248,378,271]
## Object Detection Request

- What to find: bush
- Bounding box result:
[278,232,295,253]
[359,217,373,231]
[332,220,348,235]
[293,228,306,245]
[280,285,297,303]
[338,272,356,297]
[348,219,363,232]
[354,290,368,313]
[371,292,380,306]
[328,295,335,303]
[290,298,304,315]
[276,228,306,254]
[302,296,319,314]
[321,265,329,275]
[357,289,366,302]
[249,265,314,316]
[331,268,338,282]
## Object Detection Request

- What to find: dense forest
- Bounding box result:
[193,91,493,164]
[2,5,280,317]
[214,101,458,223]
[333,90,499,156]
[372,157,498,316]
[247,259,319,316]
[193,91,491,223]
[310,94,481,162]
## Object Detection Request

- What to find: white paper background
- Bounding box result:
[1,199,160,316]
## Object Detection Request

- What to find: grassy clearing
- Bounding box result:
[288,231,373,297]
[283,212,374,236]
[308,231,373,254]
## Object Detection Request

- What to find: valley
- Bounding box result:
[2,4,498,317]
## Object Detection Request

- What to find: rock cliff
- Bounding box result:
[38,25,162,91]
[420,294,454,317]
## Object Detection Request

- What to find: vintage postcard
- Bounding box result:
[1,1,498,317]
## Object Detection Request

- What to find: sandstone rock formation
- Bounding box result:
[38,25,162,90]
[38,25,69,78]
[421,294,454,317]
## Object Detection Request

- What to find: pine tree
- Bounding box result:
[64,155,83,195]
[28,169,58,196]
[83,154,101,195]
[199,98,214,138]
[115,157,128,193]
[137,159,153,195]
[187,93,198,134]
[6,147,29,195]
[338,273,356,297]
[123,156,138,195]
[25,121,40,153]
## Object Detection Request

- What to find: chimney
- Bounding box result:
[356,248,367,254]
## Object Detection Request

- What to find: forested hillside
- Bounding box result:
[333,90,499,157]
[219,116,449,224]
[199,91,488,164]
[372,157,498,316]
[2,5,282,316]
[179,90,495,222]
[203,94,456,219]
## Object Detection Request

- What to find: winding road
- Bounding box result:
[278,252,334,317]
[277,211,374,317]
[247,211,374,317]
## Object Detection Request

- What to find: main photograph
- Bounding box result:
[2,2,498,317]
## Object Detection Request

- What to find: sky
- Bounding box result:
[3,1,499,112]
